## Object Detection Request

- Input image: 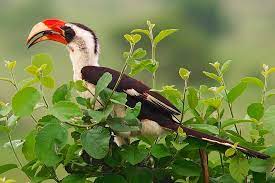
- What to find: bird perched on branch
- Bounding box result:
[26,19,269,159]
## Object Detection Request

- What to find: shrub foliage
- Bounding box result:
[0,21,275,183]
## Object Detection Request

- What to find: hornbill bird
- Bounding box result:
[26,19,269,159]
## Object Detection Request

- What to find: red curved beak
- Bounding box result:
[27,19,67,48]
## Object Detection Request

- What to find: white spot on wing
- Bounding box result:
[201,137,247,152]
[124,89,140,96]
[146,94,180,115]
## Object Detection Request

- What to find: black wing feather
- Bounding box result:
[81,66,181,115]
[81,66,270,159]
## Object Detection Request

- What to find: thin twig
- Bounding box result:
[180,80,188,122]
[106,43,134,106]
[219,152,225,173]
[40,84,49,108]
[62,121,96,128]
[148,27,157,89]
[87,88,104,107]
[10,71,18,91]
[261,75,267,105]
[8,133,23,168]
[219,71,240,135]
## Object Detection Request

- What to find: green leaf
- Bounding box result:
[227,82,247,103]
[120,144,149,165]
[252,172,266,183]
[40,76,55,88]
[171,141,188,151]
[64,144,80,165]
[225,148,236,157]
[131,29,150,37]
[132,34,141,44]
[265,67,275,76]
[203,71,222,83]
[124,102,141,125]
[220,60,232,74]
[74,80,87,92]
[147,20,155,30]
[132,48,147,59]
[129,59,155,76]
[124,34,133,43]
[95,72,112,98]
[81,126,110,159]
[172,159,201,176]
[218,175,238,183]
[210,62,221,71]
[229,156,249,183]
[0,164,17,174]
[151,144,171,158]
[12,87,41,117]
[263,105,275,134]
[5,60,16,71]
[123,167,152,183]
[22,130,37,161]
[266,89,275,98]
[221,119,254,129]
[95,174,127,183]
[38,115,60,125]
[99,88,127,105]
[247,103,264,121]
[249,158,271,173]
[76,97,90,108]
[50,101,82,121]
[31,54,53,75]
[179,68,191,80]
[35,123,68,166]
[187,87,198,109]
[25,65,39,75]
[62,174,86,183]
[108,118,140,132]
[241,77,264,89]
[88,104,114,123]
[189,124,219,135]
[153,29,178,45]
[0,125,10,133]
[52,83,72,104]
[18,77,39,89]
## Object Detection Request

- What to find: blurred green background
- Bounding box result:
[1,0,275,181]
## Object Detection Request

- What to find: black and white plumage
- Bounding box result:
[26,19,270,159]
[81,66,269,159]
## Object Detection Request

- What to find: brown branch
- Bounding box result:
[199,149,209,183]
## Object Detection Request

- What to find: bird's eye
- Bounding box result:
[61,26,76,43]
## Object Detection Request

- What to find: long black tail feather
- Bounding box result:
[168,123,270,159]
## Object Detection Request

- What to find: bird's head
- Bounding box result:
[27,19,99,76]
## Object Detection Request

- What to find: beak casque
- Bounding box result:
[27,19,67,48]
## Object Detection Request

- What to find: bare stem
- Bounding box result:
[63,121,96,128]
[180,80,188,122]
[219,152,225,173]
[217,108,225,173]
[218,71,240,135]
[199,149,209,183]
[106,43,135,105]
[39,84,49,109]
[150,34,157,88]
[10,71,18,91]
[8,133,22,168]
[261,76,267,105]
